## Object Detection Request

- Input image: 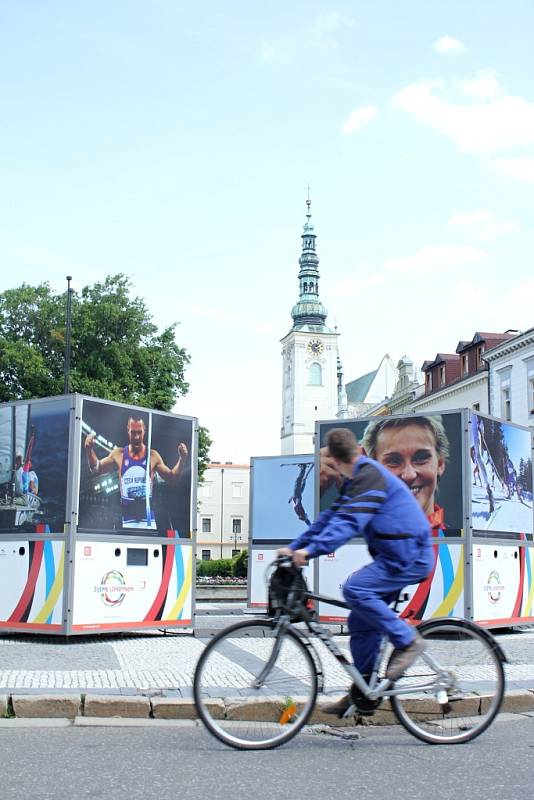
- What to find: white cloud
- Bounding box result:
[490,157,534,183]
[448,209,519,240]
[384,244,486,276]
[393,73,534,155]
[341,105,379,135]
[458,71,501,100]
[433,35,466,54]
[449,278,534,335]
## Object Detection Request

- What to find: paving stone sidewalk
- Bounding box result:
[1,604,533,719]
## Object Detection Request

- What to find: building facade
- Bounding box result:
[484,326,534,431]
[196,463,250,560]
[412,332,515,415]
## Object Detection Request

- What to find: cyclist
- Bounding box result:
[278,427,433,717]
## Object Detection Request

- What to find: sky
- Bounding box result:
[1,1,534,464]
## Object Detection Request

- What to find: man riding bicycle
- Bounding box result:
[278,427,433,717]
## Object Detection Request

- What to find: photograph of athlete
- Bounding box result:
[469,413,532,532]
[85,415,189,530]
[286,461,313,526]
[321,415,453,535]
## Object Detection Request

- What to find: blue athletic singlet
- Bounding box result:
[120,446,155,528]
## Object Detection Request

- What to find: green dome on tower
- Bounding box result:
[289,197,333,334]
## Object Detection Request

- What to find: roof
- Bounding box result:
[422,353,458,371]
[346,369,377,403]
[456,331,516,353]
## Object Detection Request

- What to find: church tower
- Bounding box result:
[280,197,339,454]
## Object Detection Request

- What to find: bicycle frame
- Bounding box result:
[274,588,456,704]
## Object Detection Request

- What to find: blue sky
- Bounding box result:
[2,2,534,462]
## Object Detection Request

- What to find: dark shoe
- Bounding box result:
[386,633,427,681]
[320,693,353,718]
[320,678,379,718]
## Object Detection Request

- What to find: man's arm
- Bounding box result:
[295,462,387,559]
[84,434,119,476]
[153,443,189,483]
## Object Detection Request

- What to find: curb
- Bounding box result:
[2,688,533,723]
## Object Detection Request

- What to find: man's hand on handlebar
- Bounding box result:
[276,547,310,568]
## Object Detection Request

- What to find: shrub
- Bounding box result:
[232,548,248,578]
[196,558,233,578]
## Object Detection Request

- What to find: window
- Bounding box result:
[461,354,468,376]
[501,387,511,421]
[425,372,432,393]
[529,376,534,417]
[498,367,512,421]
[232,549,240,558]
[473,403,480,411]
[309,362,322,385]
[439,365,446,386]
[232,483,243,498]
[526,358,534,416]
[201,550,211,561]
[201,517,211,533]
[232,518,242,534]
[201,482,213,498]
[475,345,485,370]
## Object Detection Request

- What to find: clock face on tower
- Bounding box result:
[307,338,324,355]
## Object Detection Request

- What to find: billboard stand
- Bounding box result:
[0,393,198,636]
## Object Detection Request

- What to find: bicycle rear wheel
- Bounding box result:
[193,619,318,750]
[390,618,505,744]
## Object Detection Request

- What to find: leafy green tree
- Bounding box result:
[0,274,211,475]
[197,425,212,484]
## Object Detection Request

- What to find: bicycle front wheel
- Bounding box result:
[390,618,505,744]
[193,619,318,750]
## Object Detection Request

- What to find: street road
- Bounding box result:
[1,714,533,800]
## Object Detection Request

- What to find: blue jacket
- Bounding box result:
[289,456,432,573]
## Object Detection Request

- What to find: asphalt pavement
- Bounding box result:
[1,714,533,800]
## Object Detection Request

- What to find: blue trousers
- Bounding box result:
[342,558,430,674]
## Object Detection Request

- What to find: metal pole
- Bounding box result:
[219,467,224,559]
[63,275,73,394]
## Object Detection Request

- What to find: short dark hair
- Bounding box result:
[325,428,359,463]
[361,415,449,461]
[127,417,146,428]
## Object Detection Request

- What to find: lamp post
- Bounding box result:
[233,529,242,553]
[63,275,73,394]
[219,467,224,559]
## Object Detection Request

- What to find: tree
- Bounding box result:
[0,274,211,473]
[197,425,212,484]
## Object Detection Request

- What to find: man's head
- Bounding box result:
[127,417,146,454]
[324,428,361,465]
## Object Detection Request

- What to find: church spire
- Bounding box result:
[289,194,331,332]
[336,343,349,418]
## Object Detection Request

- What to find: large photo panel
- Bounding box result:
[250,454,314,542]
[79,399,194,537]
[0,398,70,535]
[318,412,464,535]
[470,412,533,535]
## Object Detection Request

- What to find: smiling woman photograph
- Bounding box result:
[319,413,463,621]
[360,415,449,532]
[360,414,462,621]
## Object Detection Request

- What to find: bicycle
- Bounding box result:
[193,557,506,750]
